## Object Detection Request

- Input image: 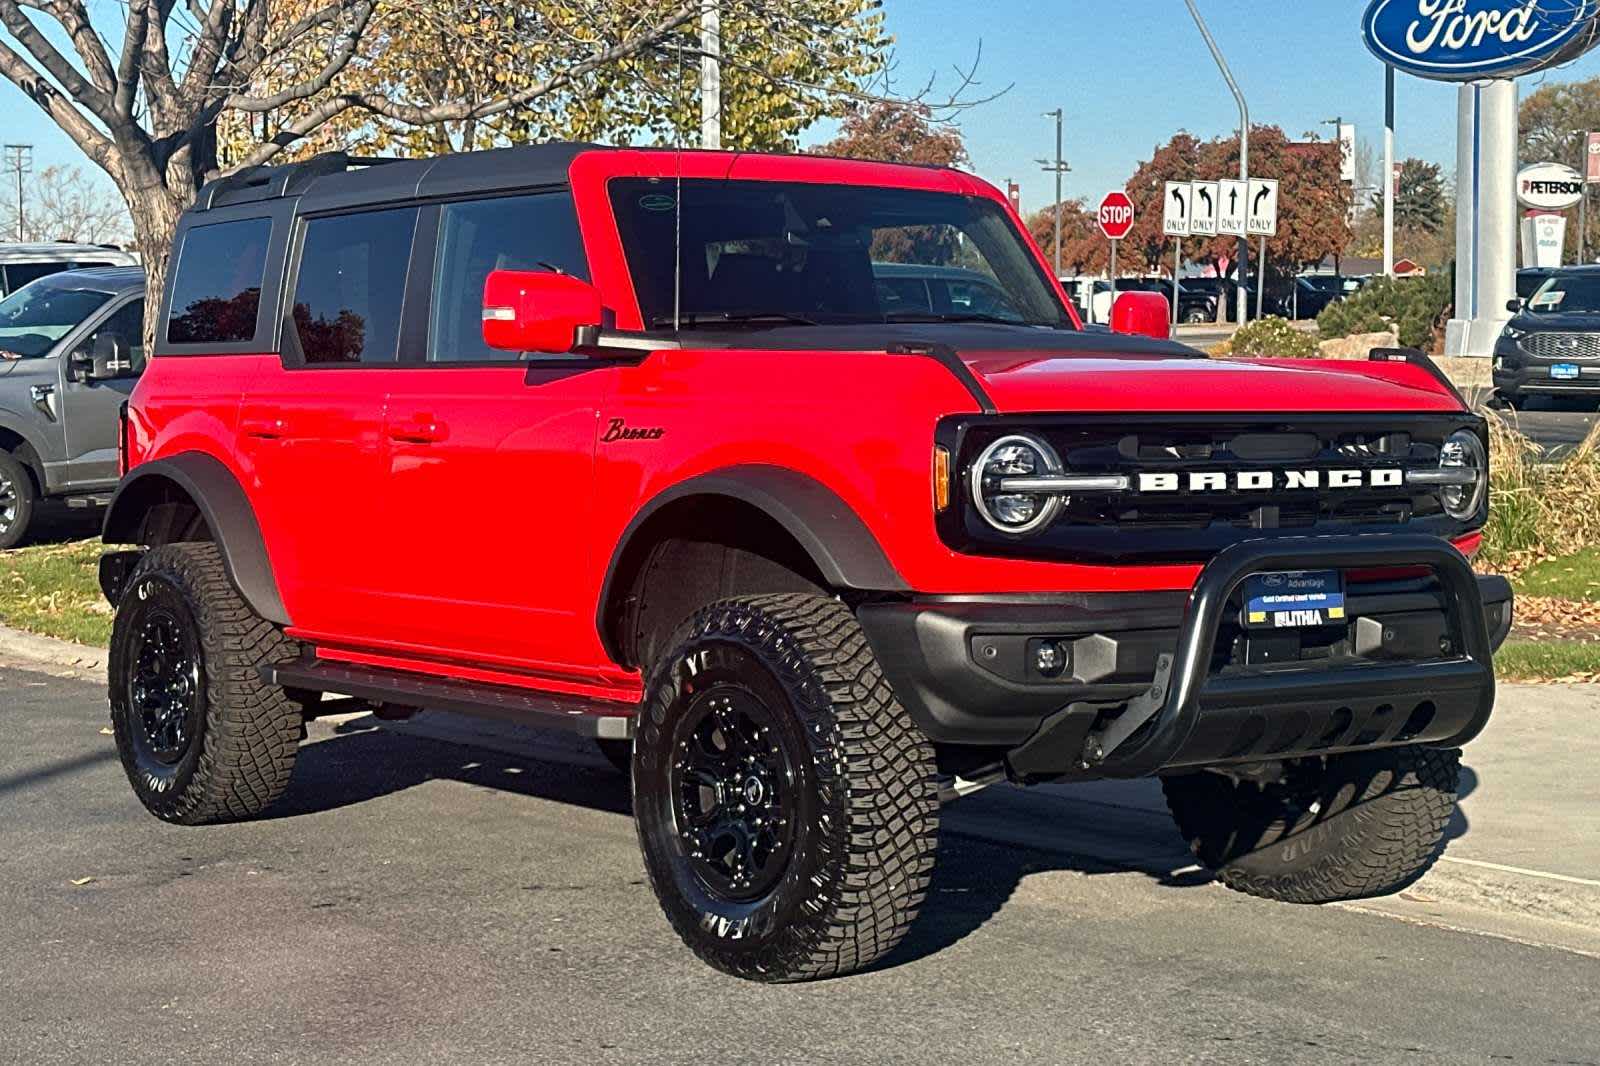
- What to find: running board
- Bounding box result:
[264,659,636,740]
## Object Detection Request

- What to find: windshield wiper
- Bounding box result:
[649,310,818,328]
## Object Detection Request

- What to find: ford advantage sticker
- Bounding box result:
[1244,570,1346,629]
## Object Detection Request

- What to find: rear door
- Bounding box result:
[238,206,420,644]
[58,296,143,488]
[374,191,614,671]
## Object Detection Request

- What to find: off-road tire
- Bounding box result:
[633,593,939,982]
[1162,746,1460,904]
[0,449,37,550]
[109,543,303,824]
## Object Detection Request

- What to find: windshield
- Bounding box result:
[0,280,111,359]
[609,179,1071,329]
[1527,273,1600,313]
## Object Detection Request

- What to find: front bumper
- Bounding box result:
[1493,340,1600,395]
[858,535,1511,781]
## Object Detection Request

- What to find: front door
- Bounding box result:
[58,297,143,489]
[375,191,612,675]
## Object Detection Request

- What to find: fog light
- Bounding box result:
[1034,640,1067,678]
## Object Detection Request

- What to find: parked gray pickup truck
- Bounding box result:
[0,266,145,548]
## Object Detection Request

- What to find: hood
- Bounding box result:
[1511,311,1600,332]
[960,351,1464,414]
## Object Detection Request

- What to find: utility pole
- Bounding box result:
[699,1,721,150]
[1383,65,1396,277]
[1184,0,1248,325]
[1573,129,1591,264]
[1038,109,1068,279]
[3,144,30,242]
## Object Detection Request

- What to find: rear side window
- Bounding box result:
[3,262,71,293]
[291,208,417,364]
[167,218,272,344]
[428,193,588,363]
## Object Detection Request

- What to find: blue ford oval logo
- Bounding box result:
[1362,0,1600,81]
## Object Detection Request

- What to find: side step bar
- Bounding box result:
[264,659,637,740]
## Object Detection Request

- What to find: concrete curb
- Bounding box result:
[0,623,107,674]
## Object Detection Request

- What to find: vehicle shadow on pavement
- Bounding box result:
[262,716,633,821]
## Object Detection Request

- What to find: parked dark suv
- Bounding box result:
[1495,266,1600,409]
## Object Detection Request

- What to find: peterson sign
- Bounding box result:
[1362,0,1600,80]
[1517,162,1585,210]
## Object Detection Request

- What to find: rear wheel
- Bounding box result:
[1162,746,1459,903]
[109,543,304,824]
[633,593,939,982]
[0,450,37,550]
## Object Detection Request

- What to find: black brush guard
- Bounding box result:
[1006,535,1497,781]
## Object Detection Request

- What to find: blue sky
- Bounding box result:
[869,0,1600,213]
[6,1,1600,211]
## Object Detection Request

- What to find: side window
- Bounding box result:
[5,263,71,291]
[290,208,417,365]
[88,299,146,372]
[167,217,272,345]
[428,192,589,363]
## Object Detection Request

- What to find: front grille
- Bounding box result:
[938,413,1481,564]
[1522,332,1600,359]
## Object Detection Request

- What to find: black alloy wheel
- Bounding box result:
[670,683,798,902]
[127,605,205,765]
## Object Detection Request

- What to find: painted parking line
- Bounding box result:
[1438,855,1600,889]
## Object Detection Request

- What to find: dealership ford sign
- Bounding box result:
[1362,0,1600,80]
[1517,161,1585,209]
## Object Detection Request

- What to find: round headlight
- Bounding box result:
[970,434,1063,534]
[1438,429,1487,520]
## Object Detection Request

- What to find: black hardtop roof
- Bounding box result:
[193,142,967,216]
[196,142,602,214]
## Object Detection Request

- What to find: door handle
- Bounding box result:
[388,417,448,444]
[241,416,290,440]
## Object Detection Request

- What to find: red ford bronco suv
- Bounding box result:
[100,144,1513,982]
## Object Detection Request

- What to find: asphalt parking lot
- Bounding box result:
[3,656,1597,1065]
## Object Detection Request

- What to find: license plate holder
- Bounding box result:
[1243,569,1345,630]
[1551,363,1581,380]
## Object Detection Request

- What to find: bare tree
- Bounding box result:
[0,164,132,245]
[0,0,954,338]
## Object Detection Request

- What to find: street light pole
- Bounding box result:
[1572,129,1590,264]
[3,144,30,242]
[1038,109,1067,279]
[1184,0,1248,325]
[699,0,721,150]
[1383,65,1396,278]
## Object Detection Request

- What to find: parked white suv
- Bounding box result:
[0,242,138,297]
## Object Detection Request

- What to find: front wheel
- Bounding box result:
[0,450,37,550]
[1162,746,1459,903]
[633,594,939,982]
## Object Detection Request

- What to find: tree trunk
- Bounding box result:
[122,181,190,353]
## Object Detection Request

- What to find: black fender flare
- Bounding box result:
[102,452,290,625]
[596,465,908,660]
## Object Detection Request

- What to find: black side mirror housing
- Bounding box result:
[76,332,134,382]
[1506,297,1523,314]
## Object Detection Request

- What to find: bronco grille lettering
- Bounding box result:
[1135,468,1404,493]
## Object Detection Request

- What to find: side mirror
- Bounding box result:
[1110,291,1171,340]
[482,270,603,354]
[1506,297,1524,313]
[78,332,134,381]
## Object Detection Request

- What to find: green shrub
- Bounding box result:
[1227,315,1318,358]
[1316,273,1451,350]
[1479,414,1600,572]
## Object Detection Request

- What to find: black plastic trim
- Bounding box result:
[266,658,635,739]
[102,453,290,625]
[596,465,908,662]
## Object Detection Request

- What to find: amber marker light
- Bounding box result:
[934,446,951,510]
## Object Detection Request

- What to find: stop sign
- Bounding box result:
[1098,191,1135,241]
